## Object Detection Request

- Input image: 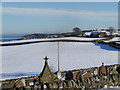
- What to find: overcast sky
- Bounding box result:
[1,2,118,34]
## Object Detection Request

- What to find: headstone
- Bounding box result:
[93,68,98,76]
[9,80,15,88]
[81,72,93,79]
[110,66,118,74]
[21,79,26,86]
[73,72,77,80]
[29,82,34,86]
[57,71,62,80]
[76,71,82,80]
[116,66,120,74]
[95,76,100,83]
[98,63,107,76]
[26,80,30,86]
[15,80,24,88]
[43,84,47,89]
[65,71,73,80]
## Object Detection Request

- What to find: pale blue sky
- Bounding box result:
[1,2,118,34]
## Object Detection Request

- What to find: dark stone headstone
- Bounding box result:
[65,71,73,80]
[116,66,120,74]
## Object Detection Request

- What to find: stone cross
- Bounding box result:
[44,56,49,61]
[102,62,104,66]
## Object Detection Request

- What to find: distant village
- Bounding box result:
[20,27,120,40]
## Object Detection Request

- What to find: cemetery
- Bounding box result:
[1,56,120,89]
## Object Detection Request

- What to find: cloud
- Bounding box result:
[1,7,118,22]
[1,7,117,17]
[0,7,2,14]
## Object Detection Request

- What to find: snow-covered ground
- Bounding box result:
[104,37,119,42]
[1,37,106,44]
[0,39,119,80]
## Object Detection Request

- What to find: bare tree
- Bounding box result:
[73,27,82,35]
[108,27,115,35]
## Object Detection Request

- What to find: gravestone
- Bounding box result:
[15,80,24,88]
[73,72,77,80]
[21,79,26,86]
[9,80,15,88]
[65,71,73,80]
[93,68,98,76]
[110,66,118,75]
[76,71,82,80]
[98,63,107,76]
[81,72,93,79]
[116,66,120,74]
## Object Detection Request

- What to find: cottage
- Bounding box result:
[99,31,111,37]
[82,32,91,37]
[90,32,100,37]
[99,32,107,37]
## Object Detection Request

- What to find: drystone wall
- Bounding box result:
[1,64,120,90]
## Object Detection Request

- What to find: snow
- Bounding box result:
[104,37,119,42]
[0,40,119,80]
[113,32,120,36]
[1,37,105,44]
[84,32,91,36]
[116,42,120,44]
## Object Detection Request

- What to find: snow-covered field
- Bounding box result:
[0,38,119,80]
[1,37,106,44]
[104,37,119,42]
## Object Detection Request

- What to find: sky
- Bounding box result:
[1,2,118,34]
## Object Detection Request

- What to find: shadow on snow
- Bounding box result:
[93,42,120,51]
[0,72,39,80]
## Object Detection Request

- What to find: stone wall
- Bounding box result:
[1,64,120,89]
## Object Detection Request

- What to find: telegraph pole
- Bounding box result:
[58,41,60,71]
[57,41,61,81]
